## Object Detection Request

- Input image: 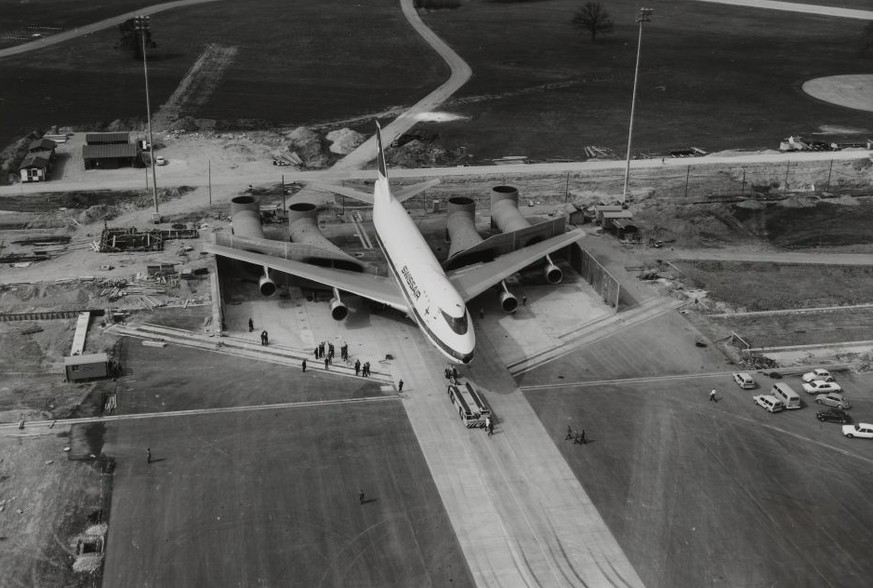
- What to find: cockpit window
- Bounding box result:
[441,308,468,335]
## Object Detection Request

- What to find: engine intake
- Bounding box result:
[259,268,277,297]
[329,288,348,321]
[500,290,518,313]
[544,263,563,285]
[544,254,563,285]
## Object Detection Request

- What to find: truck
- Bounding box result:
[447,381,492,428]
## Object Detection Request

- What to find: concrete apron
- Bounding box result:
[373,317,644,587]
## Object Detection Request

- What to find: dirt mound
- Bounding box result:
[388,139,450,167]
[284,127,331,168]
[325,128,365,155]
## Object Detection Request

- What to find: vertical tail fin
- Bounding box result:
[375,122,388,181]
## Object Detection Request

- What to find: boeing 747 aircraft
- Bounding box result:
[205,125,584,364]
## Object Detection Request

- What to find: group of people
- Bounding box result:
[354,360,371,377]
[248,318,269,346]
[565,426,586,445]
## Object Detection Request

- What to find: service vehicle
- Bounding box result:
[842,423,873,439]
[815,392,851,410]
[802,368,833,383]
[802,380,842,394]
[753,394,785,413]
[447,382,490,428]
[771,382,802,409]
[816,408,851,424]
[732,372,756,389]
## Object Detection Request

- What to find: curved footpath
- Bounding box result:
[332,0,472,171]
[696,0,873,20]
[0,0,223,60]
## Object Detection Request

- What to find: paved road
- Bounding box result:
[1,147,868,196]
[697,0,873,20]
[0,0,224,60]
[651,248,873,266]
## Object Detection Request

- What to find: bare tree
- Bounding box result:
[573,2,615,42]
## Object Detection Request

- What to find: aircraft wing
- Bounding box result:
[446,230,585,302]
[205,242,409,312]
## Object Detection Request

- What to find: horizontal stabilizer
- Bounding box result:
[394,179,441,203]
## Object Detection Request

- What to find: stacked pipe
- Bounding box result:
[229,195,275,296]
[287,203,348,258]
[489,185,563,285]
[446,196,484,259]
[230,196,265,239]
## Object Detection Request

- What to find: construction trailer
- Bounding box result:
[64,353,109,382]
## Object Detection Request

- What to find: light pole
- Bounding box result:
[621,7,653,204]
[134,16,159,217]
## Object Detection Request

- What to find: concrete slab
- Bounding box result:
[371,314,644,587]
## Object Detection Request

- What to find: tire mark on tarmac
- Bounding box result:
[519,371,735,392]
[0,395,398,430]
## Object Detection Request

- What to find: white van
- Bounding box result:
[771,382,802,410]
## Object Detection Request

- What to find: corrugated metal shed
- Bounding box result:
[85,132,130,145]
[83,144,139,159]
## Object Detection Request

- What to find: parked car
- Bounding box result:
[802,380,842,394]
[753,394,785,413]
[842,423,873,439]
[155,155,167,166]
[732,372,756,389]
[816,408,851,424]
[802,368,833,383]
[815,393,851,410]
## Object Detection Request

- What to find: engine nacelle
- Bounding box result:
[544,263,563,285]
[329,288,348,321]
[258,269,277,297]
[329,297,349,321]
[499,290,518,313]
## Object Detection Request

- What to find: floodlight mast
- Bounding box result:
[621,7,653,205]
[134,16,159,215]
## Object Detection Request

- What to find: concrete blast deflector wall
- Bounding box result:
[231,196,265,239]
[446,197,484,259]
[490,186,530,233]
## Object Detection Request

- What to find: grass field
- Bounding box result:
[101,403,474,587]
[0,0,447,149]
[3,0,871,161]
[419,0,873,159]
[678,260,873,312]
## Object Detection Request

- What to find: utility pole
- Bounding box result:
[826,159,833,192]
[784,160,790,193]
[208,160,212,205]
[621,7,653,204]
[134,16,159,219]
[741,168,746,197]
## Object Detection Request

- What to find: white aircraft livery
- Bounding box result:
[370,128,475,363]
[204,124,584,365]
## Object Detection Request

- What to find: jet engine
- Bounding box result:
[329,288,349,321]
[499,281,518,313]
[543,254,563,285]
[259,267,277,296]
